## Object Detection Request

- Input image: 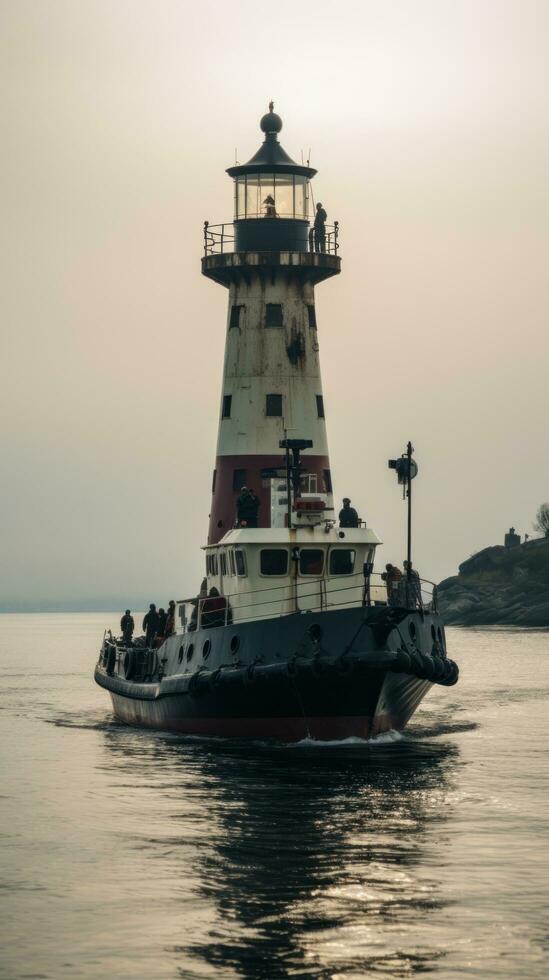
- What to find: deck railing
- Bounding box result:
[203,221,339,257]
[176,572,437,633]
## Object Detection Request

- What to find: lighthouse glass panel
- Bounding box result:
[259,174,276,217]
[235,178,245,218]
[234,175,308,219]
[294,177,308,219]
[247,178,260,218]
[273,174,293,217]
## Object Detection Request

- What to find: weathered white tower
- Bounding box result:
[202,104,341,544]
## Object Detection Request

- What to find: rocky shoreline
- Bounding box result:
[437,537,549,627]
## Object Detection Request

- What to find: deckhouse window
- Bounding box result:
[299,549,324,576]
[323,469,332,493]
[307,305,317,329]
[219,552,227,576]
[266,394,282,417]
[316,395,325,419]
[235,549,247,577]
[206,553,219,576]
[260,549,289,576]
[229,550,236,576]
[222,395,232,419]
[266,304,283,327]
[329,549,356,576]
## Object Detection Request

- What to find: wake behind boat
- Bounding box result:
[94,103,458,740]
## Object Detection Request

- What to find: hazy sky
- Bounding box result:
[2,0,548,607]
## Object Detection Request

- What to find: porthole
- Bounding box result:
[178,645,184,663]
[203,639,211,659]
[409,620,417,641]
[230,635,240,654]
[186,643,194,662]
[309,623,323,643]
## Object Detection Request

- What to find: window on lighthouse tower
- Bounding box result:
[266,304,283,327]
[266,394,283,417]
[229,305,243,329]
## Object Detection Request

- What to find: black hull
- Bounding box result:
[95,606,458,741]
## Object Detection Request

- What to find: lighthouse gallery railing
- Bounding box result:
[203,221,340,257]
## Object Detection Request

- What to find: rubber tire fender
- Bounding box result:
[106,646,116,676]
[419,653,435,681]
[123,650,135,680]
[429,656,445,681]
[409,650,425,678]
[393,648,412,673]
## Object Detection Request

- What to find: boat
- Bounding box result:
[94,103,459,740]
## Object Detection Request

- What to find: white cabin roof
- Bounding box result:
[202,526,382,550]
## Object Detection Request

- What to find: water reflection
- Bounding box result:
[101,731,459,979]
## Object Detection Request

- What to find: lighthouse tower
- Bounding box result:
[203,104,341,544]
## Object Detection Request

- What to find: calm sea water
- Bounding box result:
[1,614,548,979]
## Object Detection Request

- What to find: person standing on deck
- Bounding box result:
[143,604,159,647]
[165,600,176,637]
[236,487,260,527]
[339,498,359,527]
[120,610,134,644]
[403,560,421,608]
[156,607,167,639]
[381,564,403,606]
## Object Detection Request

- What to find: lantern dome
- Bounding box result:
[260,102,283,134]
[226,103,316,252]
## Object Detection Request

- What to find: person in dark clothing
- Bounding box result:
[236,486,250,525]
[403,560,421,608]
[120,609,134,644]
[339,497,359,527]
[157,607,167,638]
[165,600,176,637]
[189,579,208,632]
[143,603,159,647]
[263,194,277,217]
[201,587,228,629]
[381,564,403,606]
[314,202,327,253]
[246,489,260,527]
[236,487,260,528]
